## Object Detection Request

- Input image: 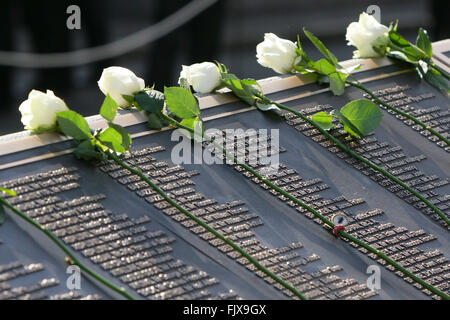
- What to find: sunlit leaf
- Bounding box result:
[0,187,17,197]
[416,28,432,57]
[57,111,93,141]
[389,30,424,62]
[164,87,200,119]
[311,111,335,130]
[100,94,119,122]
[338,99,383,137]
[332,109,363,137]
[422,68,450,92]
[98,127,128,153]
[329,72,347,96]
[108,123,132,150]
[180,117,204,143]
[313,59,336,75]
[303,28,340,67]
[221,73,259,106]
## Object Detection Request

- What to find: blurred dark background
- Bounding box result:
[1,0,449,136]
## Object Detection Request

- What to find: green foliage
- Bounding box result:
[328,72,347,96]
[0,187,16,226]
[296,30,349,95]
[416,28,432,57]
[56,111,98,158]
[388,30,423,63]
[388,30,411,47]
[216,62,228,73]
[100,94,119,122]
[316,74,330,85]
[420,68,450,92]
[300,25,447,95]
[164,87,200,119]
[311,99,383,137]
[303,29,340,67]
[296,25,447,96]
[57,111,93,141]
[391,20,399,33]
[313,59,336,75]
[386,25,432,64]
[147,113,165,130]
[339,99,383,137]
[121,94,135,104]
[0,187,17,197]
[180,117,204,142]
[133,89,170,130]
[135,90,165,113]
[58,106,133,160]
[221,72,260,106]
[97,94,133,156]
[311,111,335,130]
[293,49,315,74]
[108,123,132,150]
[255,101,280,112]
[331,109,364,137]
[240,78,261,89]
[217,64,263,106]
[372,35,390,57]
[180,117,201,131]
[134,86,206,140]
[98,125,131,154]
[385,25,449,92]
[162,87,205,139]
[74,139,100,161]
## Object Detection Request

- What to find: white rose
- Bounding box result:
[346,12,389,58]
[98,66,145,107]
[256,33,300,74]
[178,62,222,94]
[19,90,69,133]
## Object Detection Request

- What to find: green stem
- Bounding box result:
[261,94,449,226]
[345,80,450,146]
[160,113,450,300]
[0,197,136,300]
[428,61,450,81]
[104,151,308,300]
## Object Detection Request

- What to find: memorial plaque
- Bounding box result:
[0,41,449,300]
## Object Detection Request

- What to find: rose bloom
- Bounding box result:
[19,90,69,133]
[256,33,300,74]
[98,66,145,107]
[179,62,222,94]
[346,12,389,58]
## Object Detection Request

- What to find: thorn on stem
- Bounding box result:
[65,257,74,265]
